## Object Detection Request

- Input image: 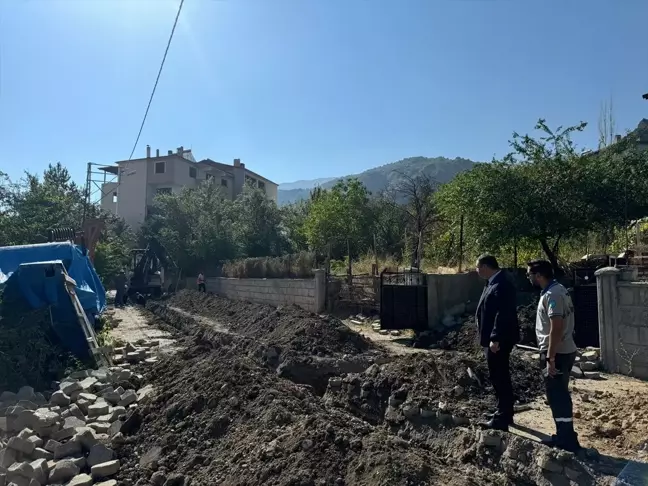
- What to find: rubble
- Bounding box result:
[0,332,162,486]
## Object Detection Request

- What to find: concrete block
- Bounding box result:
[90,460,120,479]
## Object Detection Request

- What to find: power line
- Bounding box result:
[128,0,185,160]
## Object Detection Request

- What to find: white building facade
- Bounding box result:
[100,146,278,230]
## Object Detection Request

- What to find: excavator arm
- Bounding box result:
[47,218,105,263]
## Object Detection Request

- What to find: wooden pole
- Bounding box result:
[373,233,378,275]
[513,234,518,269]
[458,214,464,272]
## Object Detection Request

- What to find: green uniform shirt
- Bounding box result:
[536,281,577,354]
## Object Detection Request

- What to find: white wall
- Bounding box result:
[100,182,118,214]
[116,160,149,229]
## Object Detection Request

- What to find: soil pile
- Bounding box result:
[325,351,545,427]
[164,290,374,357]
[0,289,79,391]
[518,299,539,347]
[114,333,604,486]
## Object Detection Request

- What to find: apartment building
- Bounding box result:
[100,146,278,229]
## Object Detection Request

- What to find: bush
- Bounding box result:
[221,252,317,279]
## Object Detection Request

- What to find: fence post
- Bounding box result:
[314,269,326,313]
[595,267,620,373]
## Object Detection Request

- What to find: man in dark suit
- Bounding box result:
[475,254,519,431]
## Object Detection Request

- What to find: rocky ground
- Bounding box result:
[2,290,647,485]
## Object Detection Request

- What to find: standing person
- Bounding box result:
[527,259,581,452]
[475,254,519,431]
[114,270,127,308]
[197,272,206,293]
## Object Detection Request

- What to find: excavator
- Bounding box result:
[48,217,105,263]
[127,237,175,299]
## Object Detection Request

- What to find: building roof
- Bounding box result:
[198,159,277,186]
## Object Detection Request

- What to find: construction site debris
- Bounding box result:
[84,290,615,485]
[0,333,161,486]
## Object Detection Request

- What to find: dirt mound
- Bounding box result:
[325,351,545,427]
[0,291,81,391]
[165,290,374,357]
[518,299,539,347]
[114,332,604,486]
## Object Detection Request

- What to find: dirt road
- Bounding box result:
[105,305,176,352]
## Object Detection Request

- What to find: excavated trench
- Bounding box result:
[111,291,620,485]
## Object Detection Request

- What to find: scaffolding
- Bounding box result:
[82,162,119,222]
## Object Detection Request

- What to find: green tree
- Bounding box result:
[280,200,311,252]
[303,178,373,259]
[231,184,287,257]
[93,214,136,287]
[1,163,85,246]
[143,180,237,274]
[437,120,594,270]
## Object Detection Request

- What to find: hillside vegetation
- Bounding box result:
[278,156,476,205]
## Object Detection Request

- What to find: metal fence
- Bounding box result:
[327,274,379,313]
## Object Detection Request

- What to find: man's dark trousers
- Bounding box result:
[542,351,579,447]
[485,346,514,424]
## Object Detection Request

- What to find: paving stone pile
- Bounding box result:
[0,339,158,486]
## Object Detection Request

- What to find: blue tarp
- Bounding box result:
[4,261,95,358]
[0,242,106,315]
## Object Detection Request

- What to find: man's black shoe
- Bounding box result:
[482,412,514,426]
[479,418,509,432]
[541,434,582,453]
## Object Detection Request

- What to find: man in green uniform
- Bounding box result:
[527,259,581,452]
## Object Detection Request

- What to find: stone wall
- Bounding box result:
[427,271,485,328]
[190,270,326,313]
[596,267,648,379]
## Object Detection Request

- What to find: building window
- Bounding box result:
[112,192,117,203]
[156,187,172,195]
[206,173,213,180]
[155,162,165,174]
[245,175,257,186]
[258,181,266,193]
[189,167,197,178]
[221,179,228,187]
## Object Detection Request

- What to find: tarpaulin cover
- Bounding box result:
[2,261,95,358]
[0,242,106,314]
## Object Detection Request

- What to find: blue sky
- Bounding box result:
[1,0,647,188]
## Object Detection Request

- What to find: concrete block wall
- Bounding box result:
[188,270,326,313]
[427,271,484,328]
[596,267,648,379]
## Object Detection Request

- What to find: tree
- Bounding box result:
[391,173,439,268]
[437,120,593,270]
[303,178,373,259]
[280,200,311,253]
[231,184,287,257]
[598,97,616,149]
[143,179,238,274]
[93,214,136,286]
[0,163,85,246]
[369,192,407,257]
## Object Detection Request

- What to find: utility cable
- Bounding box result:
[128,0,185,160]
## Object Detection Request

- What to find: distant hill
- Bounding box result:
[277,156,478,205]
[278,177,337,191]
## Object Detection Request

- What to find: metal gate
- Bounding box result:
[572,269,600,347]
[380,269,428,331]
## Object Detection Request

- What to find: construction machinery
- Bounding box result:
[47,218,105,263]
[128,237,174,298]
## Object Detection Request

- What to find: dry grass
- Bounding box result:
[331,253,460,276]
[222,252,317,279]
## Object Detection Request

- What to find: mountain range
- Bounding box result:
[277,156,478,205]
